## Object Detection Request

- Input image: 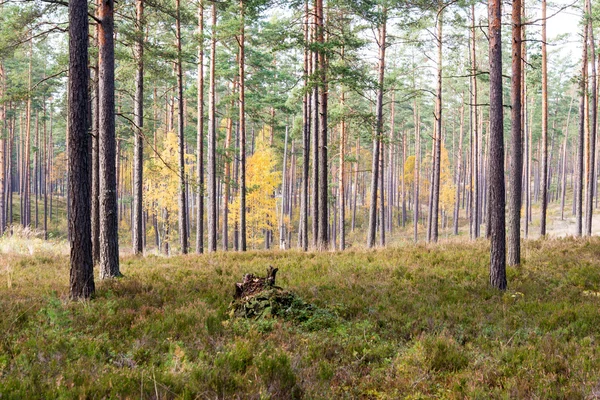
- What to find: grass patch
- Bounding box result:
[1,238,600,398]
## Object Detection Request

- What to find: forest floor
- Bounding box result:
[2,237,600,398]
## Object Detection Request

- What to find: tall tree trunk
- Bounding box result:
[453,104,464,235]
[68,0,95,299]
[367,8,386,248]
[507,0,522,266]
[207,2,217,251]
[488,0,507,290]
[280,126,289,249]
[585,0,597,236]
[576,11,588,237]
[561,95,575,220]
[91,3,100,263]
[238,0,247,251]
[470,4,480,240]
[0,61,5,234]
[316,0,328,250]
[339,89,346,250]
[430,5,443,243]
[311,0,319,248]
[196,1,205,253]
[300,0,310,250]
[413,102,420,242]
[98,0,120,278]
[540,0,548,236]
[133,0,144,255]
[175,0,188,254]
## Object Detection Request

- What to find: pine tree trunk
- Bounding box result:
[98,0,120,278]
[488,0,507,290]
[367,9,386,248]
[196,1,205,253]
[300,0,310,250]
[453,104,464,235]
[316,0,328,250]
[238,0,247,251]
[507,0,522,266]
[576,15,588,237]
[585,0,597,236]
[430,6,443,243]
[133,0,144,255]
[539,0,548,236]
[175,0,188,254]
[0,61,5,234]
[207,2,218,252]
[413,101,420,243]
[68,0,95,299]
[280,126,289,249]
[470,4,480,240]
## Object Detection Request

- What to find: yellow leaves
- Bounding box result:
[230,139,281,248]
[143,131,180,223]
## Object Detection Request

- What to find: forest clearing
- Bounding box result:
[2,237,600,398]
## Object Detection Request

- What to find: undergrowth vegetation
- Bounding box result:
[1,238,600,398]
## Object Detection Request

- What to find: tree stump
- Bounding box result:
[234,266,279,299]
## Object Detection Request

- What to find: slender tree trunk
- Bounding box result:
[98,0,120,278]
[561,95,575,220]
[507,0,522,266]
[238,0,247,251]
[133,0,144,255]
[453,104,464,235]
[316,0,328,250]
[413,102,420,242]
[68,0,95,299]
[300,0,310,250]
[430,6,443,243]
[175,0,188,254]
[207,2,217,251]
[488,0,507,290]
[576,12,588,237]
[367,9,386,248]
[0,61,5,234]
[470,4,480,240]
[280,126,289,249]
[539,0,548,236]
[585,0,597,236]
[196,1,205,253]
[339,89,346,250]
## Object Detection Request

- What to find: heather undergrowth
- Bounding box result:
[1,238,600,399]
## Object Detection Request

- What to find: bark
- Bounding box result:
[367,9,386,248]
[133,0,144,255]
[316,0,328,250]
[576,13,588,237]
[175,0,188,254]
[488,0,507,290]
[91,3,100,263]
[280,126,289,249]
[470,5,480,240]
[561,95,575,220]
[540,0,548,236]
[430,6,443,243]
[68,0,95,299]
[300,0,310,251]
[339,90,346,251]
[453,104,464,236]
[413,101,420,243]
[585,0,597,236]
[311,0,319,248]
[238,0,247,251]
[507,0,522,266]
[196,1,205,253]
[98,0,120,278]
[0,62,5,234]
[207,2,217,251]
